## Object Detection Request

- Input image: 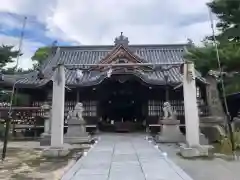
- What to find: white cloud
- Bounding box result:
[0,0,213,43]
[0,34,44,70]
[46,0,213,44]
[0,0,55,18]
[0,0,214,69]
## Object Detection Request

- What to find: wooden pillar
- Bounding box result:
[77,89,80,102]
[165,77,169,102]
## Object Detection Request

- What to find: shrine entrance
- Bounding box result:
[97,76,147,132]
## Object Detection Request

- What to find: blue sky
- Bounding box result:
[0,0,213,70]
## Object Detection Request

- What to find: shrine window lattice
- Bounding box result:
[65,101,97,117]
[148,100,185,117]
[148,100,209,117]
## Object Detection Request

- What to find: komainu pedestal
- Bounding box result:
[156,119,185,143]
[155,102,185,143]
[64,103,91,144]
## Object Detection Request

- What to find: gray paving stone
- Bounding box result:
[108,173,145,180]
[72,174,108,180]
[61,134,193,180]
[110,165,142,173]
[111,161,140,167]
[80,162,111,169]
[74,168,109,175]
[112,154,138,162]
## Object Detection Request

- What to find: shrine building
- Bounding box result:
[0,33,209,132]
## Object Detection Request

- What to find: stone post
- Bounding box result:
[183,62,200,147]
[51,64,65,147]
[180,62,212,158]
[200,75,226,142]
[205,75,225,120]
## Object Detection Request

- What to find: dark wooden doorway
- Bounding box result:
[98,76,146,132]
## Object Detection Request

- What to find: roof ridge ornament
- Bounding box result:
[114,32,129,46]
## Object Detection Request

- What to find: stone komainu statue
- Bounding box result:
[162,102,177,120]
[67,102,85,124]
[65,102,90,144]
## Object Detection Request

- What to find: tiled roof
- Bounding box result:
[2,43,206,87]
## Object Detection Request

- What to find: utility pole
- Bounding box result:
[15,16,27,70]
[1,16,27,161]
[208,8,235,158]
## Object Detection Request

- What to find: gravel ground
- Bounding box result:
[159,143,240,180]
[0,141,89,180]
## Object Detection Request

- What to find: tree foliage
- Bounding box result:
[31,47,50,68]
[207,0,240,42]
[186,42,240,95]
[185,41,240,76]
[0,45,20,69]
[185,0,240,94]
[224,74,240,95]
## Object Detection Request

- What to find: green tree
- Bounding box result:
[0,45,20,69]
[31,47,50,68]
[185,41,240,75]
[207,0,240,42]
[185,0,240,95]
[185,42,217,76]
[224,74,240,95]
[185,41,240,95]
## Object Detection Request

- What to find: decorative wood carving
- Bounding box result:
[100,46,142,64]
[92,45,151,72]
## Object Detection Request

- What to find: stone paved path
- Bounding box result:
[61,134,193,180]
[159,144,240,180]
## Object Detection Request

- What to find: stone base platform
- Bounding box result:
[42,146,70,157]
[199,133,209,145]
[200,116,225,124]
[160,119,180,125]
[64,118,93,144]
[156,133,209,144]
[156,119,185,143]
[64,136,92,144]
[179,144,214,158]
[40,133,51,146]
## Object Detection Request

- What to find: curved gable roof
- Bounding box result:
[1,43,206,87]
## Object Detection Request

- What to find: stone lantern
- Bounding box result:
[40,102,51,146]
